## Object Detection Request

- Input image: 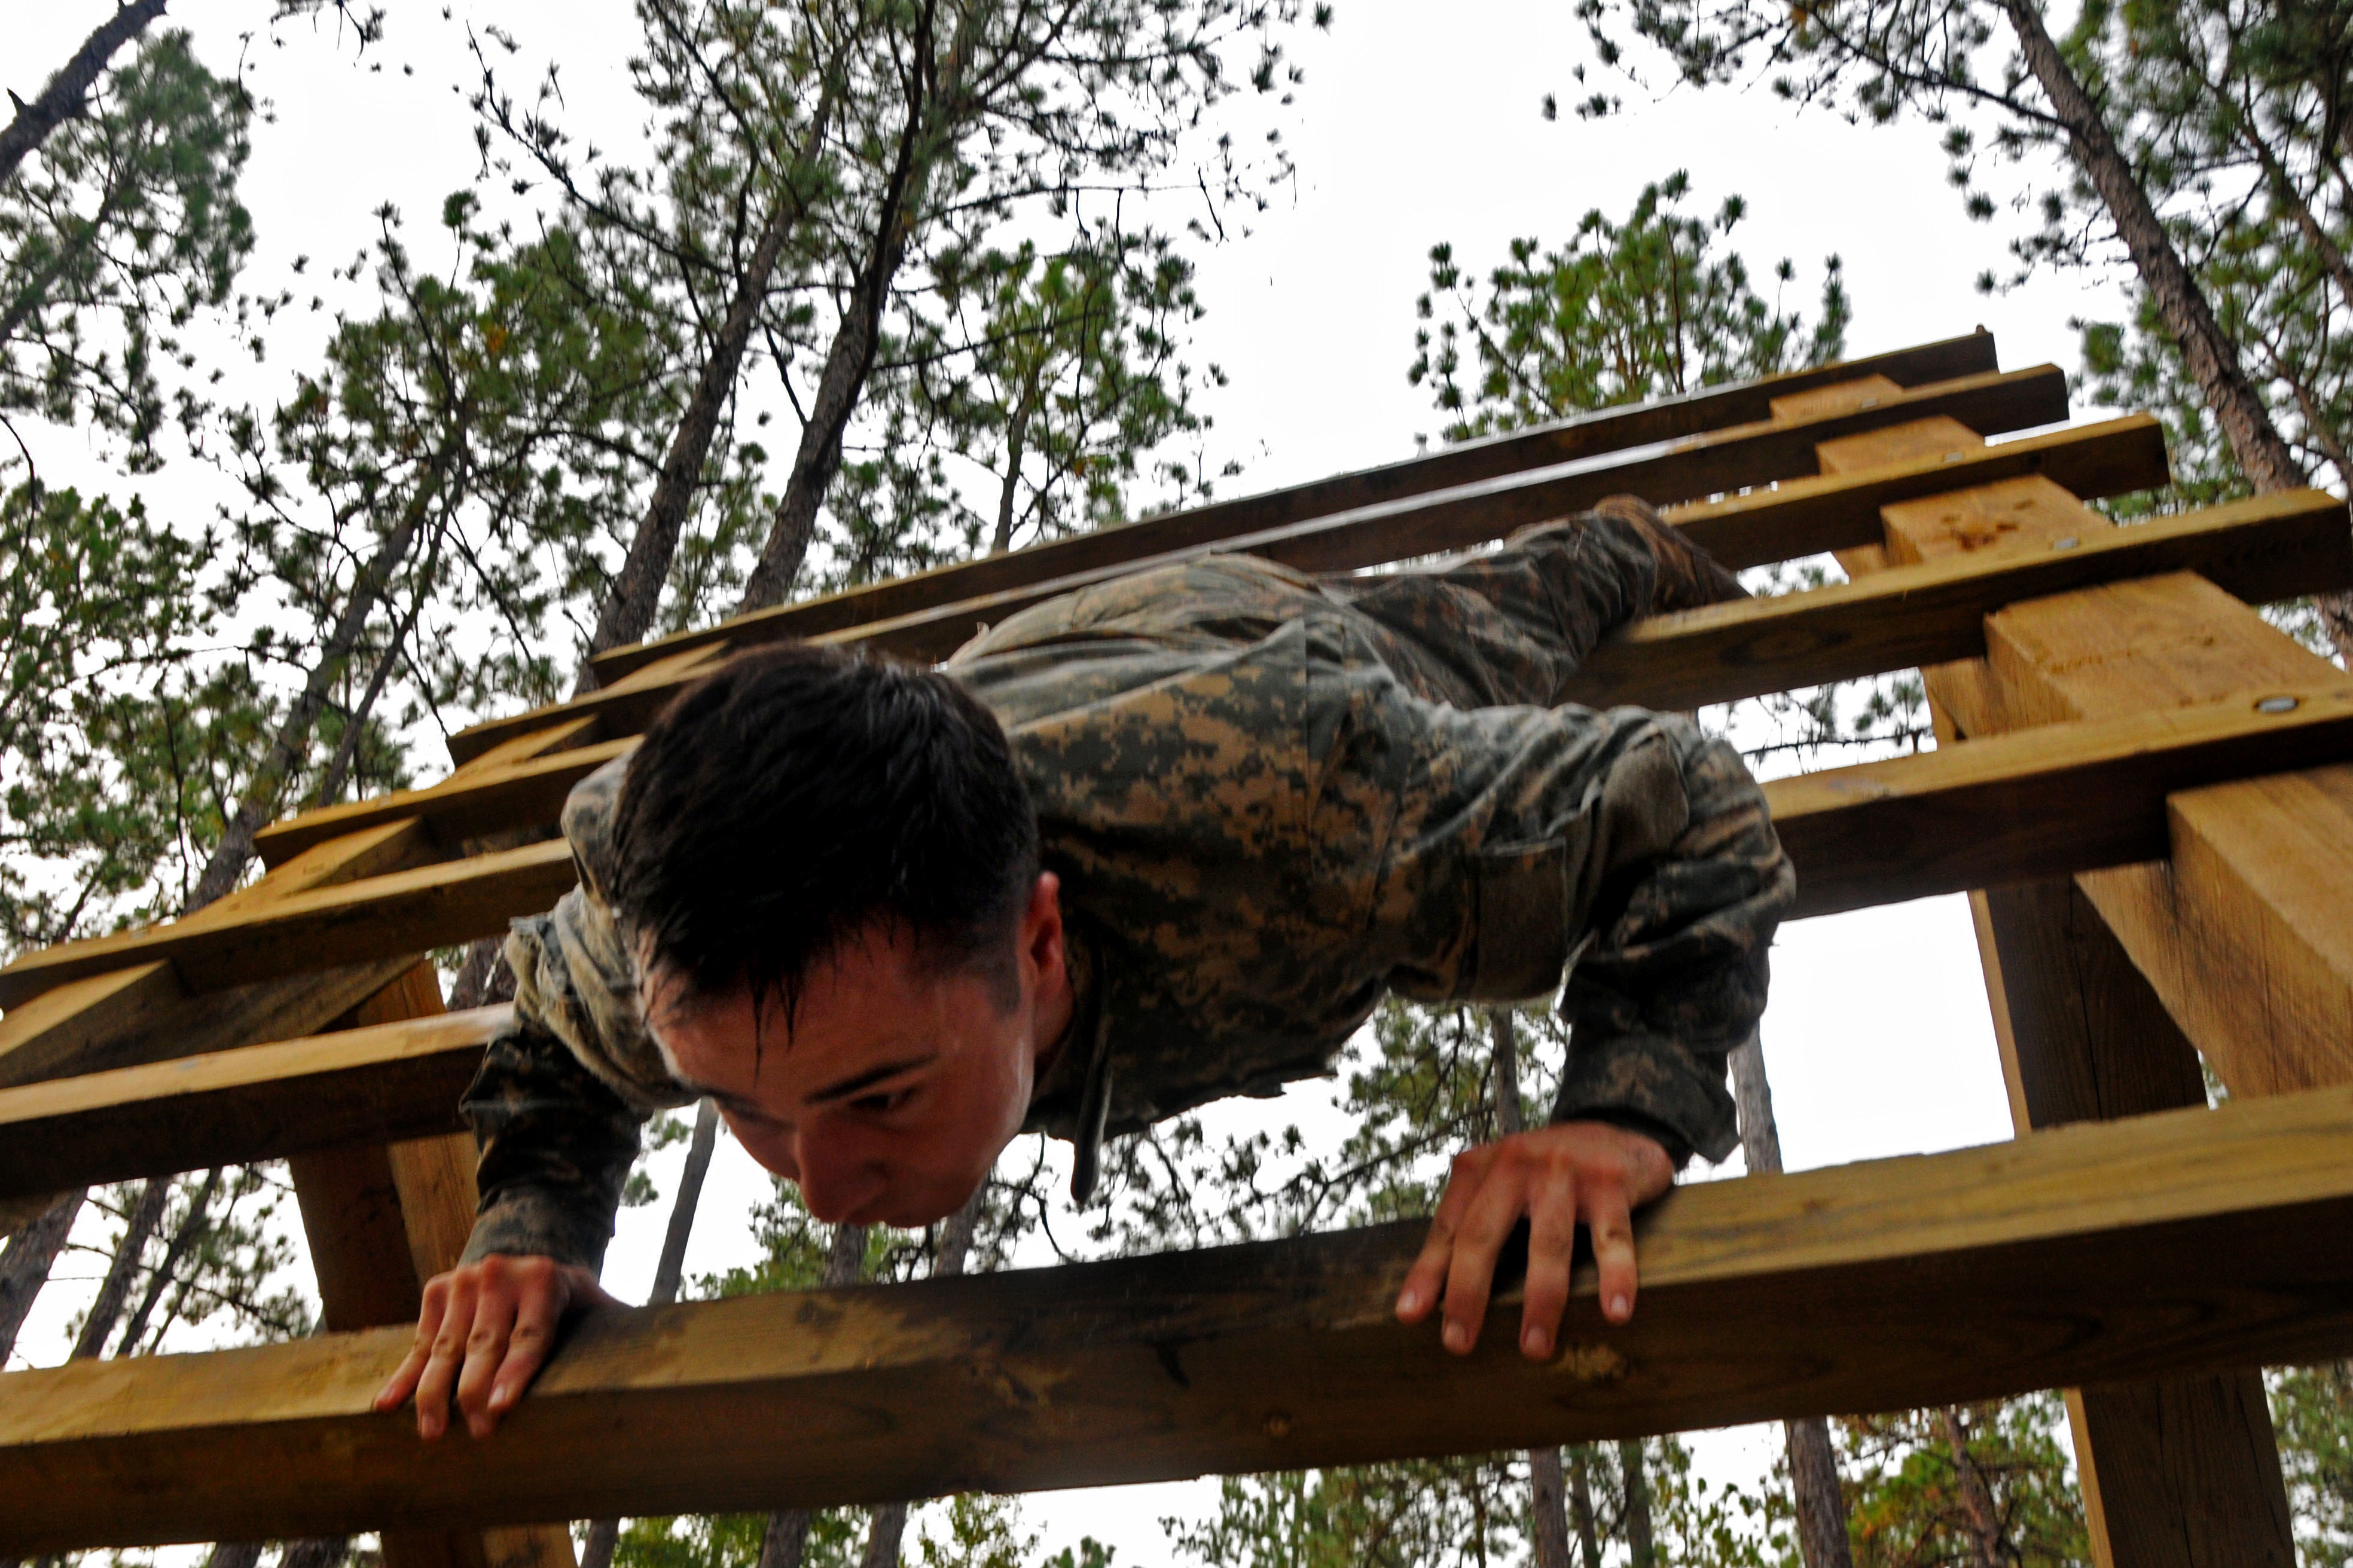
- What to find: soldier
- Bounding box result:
[375,496,1794,1441]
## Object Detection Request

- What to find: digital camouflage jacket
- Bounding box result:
[460,499,1796,1269]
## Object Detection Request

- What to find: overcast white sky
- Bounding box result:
[8,0,2138,1560]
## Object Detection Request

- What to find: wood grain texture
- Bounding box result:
[285,965,575,1568]
[9,1081,2353,1551]
[0,838,577,1010]
[1835,409,2297,1566]
[580,334,2003,687]
[456,363,2070,762]
[0,1007,502,1198]
[1563,488,2348,712]
[447,644,725,767]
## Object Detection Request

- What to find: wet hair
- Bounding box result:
[609,642,1040,1024]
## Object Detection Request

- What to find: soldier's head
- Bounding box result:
[609,643,1071,1228]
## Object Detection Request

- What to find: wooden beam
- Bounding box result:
[246,467,2306,876]
[0,1007,502,1197]
[285,967,573,1568]
[457,362,2070,763]
[0,838,576,1010]
[14,683,2353,1012]
[580,333,2003,687]
[1563,487,2348,712]
[1824,401,2297,1566]
[8,1081,2353,1551]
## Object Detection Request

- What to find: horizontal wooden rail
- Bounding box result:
[1773,681,2353,918]
[0,1008,505,1195]
[14,680,2353,1014]
[8,1081,2352,1550]
[584,334,2001,686]
[1568,488,2352,711]
[236,473,2315,880]
[458,363,2071,760]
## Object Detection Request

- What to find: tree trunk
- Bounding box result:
[113,1166,221,1355]
[1938,1406,2008,1568]
[70,1176,170,1360]
[1487,1010,1576,1568]
[1565,1447,1603,1568]
[279,1539,350,1568]
[740,1,973,613]
[579,1100,722,1568]
[2000,1,2302,491]
[1616,1439,1656,1568]
[0,1191,84,1363]
[2000,0,2353,662]
[988,396,1033,555]
[758,1220,872,1568]
[185,424,461,912]
[1731,1035,1855,1568]
[200,1543,263,1568]
[575,67,844,687]
[0,0,169,188]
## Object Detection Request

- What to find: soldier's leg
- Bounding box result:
[1325,496,1744,710]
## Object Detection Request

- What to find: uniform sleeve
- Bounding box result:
[459,760,697,1269]
[1337,668,1793,1167]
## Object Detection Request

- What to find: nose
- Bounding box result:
[791,1125,888,1224]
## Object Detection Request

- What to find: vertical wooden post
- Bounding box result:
[1774,380,2299,1566]
[289,963,577,1568]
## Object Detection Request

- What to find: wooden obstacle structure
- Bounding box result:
[2,330,2349,1564]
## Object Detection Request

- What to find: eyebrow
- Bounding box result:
[673,1054,939,1114]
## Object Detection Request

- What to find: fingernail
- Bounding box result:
[1396,1289,1421,1316]
[1443,1321,1470,1353]
[1522,1326,1549,1357]
[490,1385,511,1410]
[1609,1294,1630,1320]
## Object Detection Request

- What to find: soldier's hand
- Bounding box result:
[1394,1121,1674,1360]
[373,1254,616,1440]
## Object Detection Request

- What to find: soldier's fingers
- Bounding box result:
[1397,1147,1494,1324]
[455,1285,522,1439]
[374,1280,447,1413]
[1586,1181,1640,1325]
[1519,1167,1582,1361]
[413,1273,479,1441]
[1439,1159,1533,1356]
[486,1279,566,1420]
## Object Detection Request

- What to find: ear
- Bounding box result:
[1020,871,1065,988]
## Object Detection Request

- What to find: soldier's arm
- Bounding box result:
[1388,710,1794,1362]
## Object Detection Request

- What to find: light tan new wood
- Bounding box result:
[7,1080,2353,1549]
[1816,399,2299,1566]
[0,1007,506,1197]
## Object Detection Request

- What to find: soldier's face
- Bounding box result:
[645,873,1073,1228]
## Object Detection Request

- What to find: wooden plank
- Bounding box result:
[448,643,726,768]
[456,362,2071,760]
[1562,487,2349,712]
[242,463,2296,875]
[7,1081,2353,1550]
[0,838,576,1010]
[0,1008,502,1198]
[580,333,2002,687]
[1766,682,2353,919]
[257,716,605,869]
[285,967,573,1568]
[11,681,2353,1014]
[1833,405,2297,1567]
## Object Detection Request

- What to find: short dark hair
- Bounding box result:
[609,642,1040,1020]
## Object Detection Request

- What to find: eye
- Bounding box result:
[850,1086,915,1115]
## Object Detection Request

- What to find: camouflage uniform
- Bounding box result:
[460,499,1794,1269]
